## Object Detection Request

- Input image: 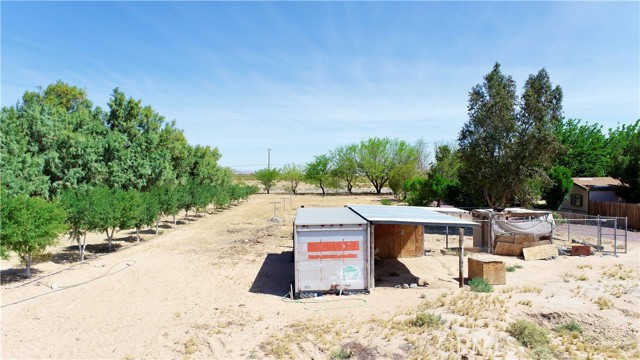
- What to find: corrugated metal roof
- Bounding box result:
[295,207,367,226]
[348,205,478,227]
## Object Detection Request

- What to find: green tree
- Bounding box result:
[356,137,418,194]
[86,187,139,251]
[305,155,332,195]
[554,118,610,177]
[154,184,180,228]
[458,63,562,207]
[60,188,92,261]
[104,88,172,191]
[254,168,280,194]
[280,163,305,194]
[542,165,573,210]
[331,144,359,194]
[0,106,49,198]
[610,122,640,202]
[1,195,68,277]
[132,191,159,241]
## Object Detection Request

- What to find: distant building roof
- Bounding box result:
[572,177,622,190]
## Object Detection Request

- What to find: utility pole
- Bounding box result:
[267,148,271,170]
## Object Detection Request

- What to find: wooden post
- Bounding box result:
[459,227,464,288]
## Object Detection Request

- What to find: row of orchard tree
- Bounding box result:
[255,63,639,209]
[0,82,257,276]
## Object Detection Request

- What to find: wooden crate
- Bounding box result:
[571,245,592,256]
[468,258,506,285]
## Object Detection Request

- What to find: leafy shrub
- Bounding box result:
[508,320,551,350]
[507,264,524,272]
[380,199,393,205]
[411,312,445,328]
[555,320,582,333]
[468,277,493,292]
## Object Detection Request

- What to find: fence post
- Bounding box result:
[597,215,601,251]
[567,216,570,243]
[614,218,618,257]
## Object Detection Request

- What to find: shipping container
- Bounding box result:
[294,208,370,298]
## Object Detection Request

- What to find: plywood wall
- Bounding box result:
[374,224,423,258]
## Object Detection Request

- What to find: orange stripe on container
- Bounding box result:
[307,241,360,252]
[308,253,359,260]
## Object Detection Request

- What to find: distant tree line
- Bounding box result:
[0,81,258,276]
[255,63,639,209]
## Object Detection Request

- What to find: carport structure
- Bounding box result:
[293,205,478,297]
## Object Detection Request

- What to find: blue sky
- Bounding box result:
[2,2,639,171]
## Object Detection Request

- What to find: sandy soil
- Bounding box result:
[2,194,639,360]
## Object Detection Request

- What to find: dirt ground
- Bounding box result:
[2,194,639,359]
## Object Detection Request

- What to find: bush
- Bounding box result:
[555,320,582,333]
[468,277,493,292]
[411,312,445,328]
[380,199,393,206]
[508,319,551,351]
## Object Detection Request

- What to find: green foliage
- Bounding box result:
[404,173,452,207]
[411,312,445,328]
[279,163,305,194]
[555,118,610,177]
[555,320,583,333]
[330,144,359,194]
[254,168,280,194]
[60,188,92,261]
[0,195,68,277]
[459,63,563,207]
[506,264,523,272]
[542,165,573,210]
[508,320,553,359]
[468,277,493,293]
[86,187,139,251]
[355,137,418,194]
[609,120,640,202]
[380,199,393,206]
[305,155,332,195]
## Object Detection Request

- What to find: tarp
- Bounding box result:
[491,213,556,240]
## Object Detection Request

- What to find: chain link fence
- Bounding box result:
[553,212,628,255]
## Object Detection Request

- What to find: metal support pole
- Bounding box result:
[445,225,449,249]
[597,215,601,251]
[267,148,271,170]
[458,227,464,288]
[614,218,618,257]
[567,217,570,242]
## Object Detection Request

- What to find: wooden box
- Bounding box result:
[571,245,591,256]
[468,258,506,285]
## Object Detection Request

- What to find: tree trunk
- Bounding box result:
[173,214,176,228]
[136,227,140,242]
[106,229,115,252]
[24,254,32,278]
[80,232,87,262]
[155,219,159,235]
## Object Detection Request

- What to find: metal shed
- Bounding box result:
[293,205,478,297]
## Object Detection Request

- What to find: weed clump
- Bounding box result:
[411,312,445,328]
[468,277,493,293]
[508,320,553,359]
[555,320,583,334]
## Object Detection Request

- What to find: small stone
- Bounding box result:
[409,283,418,288]
[394,285,401,289]
[417,278,430,286]
[402,284,409,289]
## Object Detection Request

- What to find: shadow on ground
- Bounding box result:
[249,251,294,297]
[1,268,42,285]
[374,258,420,287]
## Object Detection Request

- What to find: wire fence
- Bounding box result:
[424,210,630,256]
[553,211,628,255]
